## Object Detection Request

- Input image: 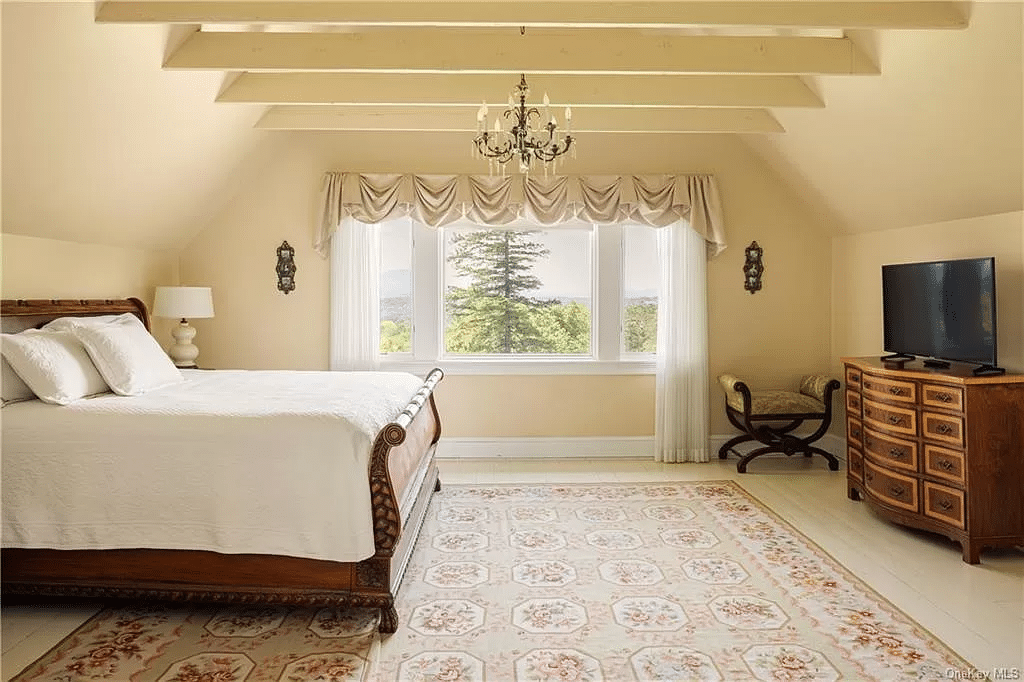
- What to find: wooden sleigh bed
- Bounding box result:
[0,298,444,633]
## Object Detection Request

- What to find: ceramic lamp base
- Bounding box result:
[168,319,200,368]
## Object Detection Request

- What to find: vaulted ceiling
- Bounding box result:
[99,1,966,135]
[2,2,1021,250]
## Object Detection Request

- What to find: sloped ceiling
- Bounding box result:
[2,1,1021,250]
[1,1,272,250]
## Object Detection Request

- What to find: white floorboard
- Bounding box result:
[3,457,1022,679]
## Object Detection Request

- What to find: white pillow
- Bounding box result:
[70,316,183,395]
[0,330,110,405]
[2,356,36,404]
[44,313,138,332]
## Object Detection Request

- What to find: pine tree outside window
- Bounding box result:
[377,217,659,374]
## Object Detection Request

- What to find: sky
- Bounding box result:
[379,218,660,299]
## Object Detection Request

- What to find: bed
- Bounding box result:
[0,297,443,633]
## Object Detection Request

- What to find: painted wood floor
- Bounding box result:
[3,457,1022,679]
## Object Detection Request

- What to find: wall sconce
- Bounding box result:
[743,241,764,294]
[277,241,296,294]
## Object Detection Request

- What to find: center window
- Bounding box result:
[377,217,662,373]
[443,226,593,356]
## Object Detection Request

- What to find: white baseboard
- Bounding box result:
[437,434,846,460]
[437,437,654,459]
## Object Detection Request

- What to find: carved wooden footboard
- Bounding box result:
[0,298,444,634]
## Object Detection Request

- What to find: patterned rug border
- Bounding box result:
[436,478,974,670]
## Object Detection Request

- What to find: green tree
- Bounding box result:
[624,302,658,353]
[380,319,411,353]
[445,230,555,354]
[533,301,591,354]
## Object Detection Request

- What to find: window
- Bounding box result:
[378,218,660,374]
[379,219,413,353]
[622,225,659,354]
[444,225,593,356]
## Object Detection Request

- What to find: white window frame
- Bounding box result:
[380,219,656,375]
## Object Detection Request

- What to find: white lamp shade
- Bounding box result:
[153,287,215,319]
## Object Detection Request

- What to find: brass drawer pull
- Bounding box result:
[936,392,953,403]
[887,415,904,426]
[852,428,861,439]
[864,381,873,390]
[864,408,872,417]
[851,374,860,383]
[938,459,954,471]
[938,499,954,511]
[889,386,904,395]
[935,423,954,435]
[888,448,902,459]
[889,485,905,497]
[865,470,874,482]
[864,437,873,448]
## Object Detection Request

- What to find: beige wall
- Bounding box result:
[1,233,177,306]
[0,234,180,345]
[831,211,1024,374]
[180,132,834,438]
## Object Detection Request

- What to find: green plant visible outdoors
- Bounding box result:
[445,230,592,354]
[624,302,658,353]
[379,319,411,353]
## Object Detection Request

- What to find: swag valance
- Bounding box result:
[315,172,726,258]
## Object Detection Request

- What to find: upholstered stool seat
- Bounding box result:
[718,374,841,473]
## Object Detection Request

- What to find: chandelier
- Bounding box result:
[474,74,575,174]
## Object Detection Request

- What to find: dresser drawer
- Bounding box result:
[921,383,964,412]
[922,411,964,447]
[847,416,864,445]
[923,481,965,529]
[861,374,917,405]
[863,428,918,473]
[862,398,917,438]
[924,445,965,485]
[864,459,919,513]
[848,446,863,481]
[845,366,862,388]
[846,389,862,416]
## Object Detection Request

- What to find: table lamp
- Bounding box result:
[152,286,215,368]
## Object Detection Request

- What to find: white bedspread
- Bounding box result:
[1,369,425,563]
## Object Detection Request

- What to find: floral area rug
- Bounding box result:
[10,604,382,681]
[375,481,969,681]
[13,481,969,681]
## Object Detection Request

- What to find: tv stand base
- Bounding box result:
[880,353,914,362]
[973,365,1006,376]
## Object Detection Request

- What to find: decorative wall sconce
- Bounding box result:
[277,241,296,294]
[743,241,764,294]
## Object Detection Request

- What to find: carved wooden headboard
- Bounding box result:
[0,298,150,333]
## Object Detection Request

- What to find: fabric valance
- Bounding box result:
[315,172,726,258]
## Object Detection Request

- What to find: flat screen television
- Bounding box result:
[881,257,1002,375]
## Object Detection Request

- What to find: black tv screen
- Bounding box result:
[881,257,997,366]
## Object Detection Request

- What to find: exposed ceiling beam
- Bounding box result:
[254,105,785,133]
[166,30,878,75]
[218,72,824,108]
[97,1,968,30]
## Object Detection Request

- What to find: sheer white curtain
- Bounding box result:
[328,216,381,370]
[654,222,709,463]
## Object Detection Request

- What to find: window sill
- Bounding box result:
[380,358,656,376]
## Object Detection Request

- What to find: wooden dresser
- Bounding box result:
[842,357,1024,563]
